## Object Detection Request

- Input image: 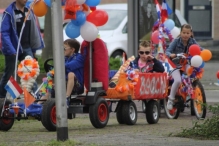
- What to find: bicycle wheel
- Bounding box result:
[163,97,181,119]
[191,80,206,120]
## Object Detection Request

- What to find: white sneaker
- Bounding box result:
[167,99,174,110]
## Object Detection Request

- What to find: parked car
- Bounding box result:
[63,3,187,58]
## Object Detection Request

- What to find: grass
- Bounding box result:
[0,140,80,146]
[175,104,219,140]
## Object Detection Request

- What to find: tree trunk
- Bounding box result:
[42,8,53,61]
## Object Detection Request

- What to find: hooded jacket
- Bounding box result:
[65,53,85,94]
[0,2,44,55]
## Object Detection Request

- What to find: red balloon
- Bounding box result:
[189,44,201,56]
[151,31,159,44]
[217,71,219,79]
[87,9,108,26]
[151,31,164,44]
[90,6,96,11]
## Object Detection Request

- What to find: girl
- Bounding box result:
[165,24,203,110]
[132,40,164,73]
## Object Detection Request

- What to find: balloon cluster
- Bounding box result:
[64,0,108,42]
[27,0,108,42]
[17,56,40,92]
[186,45,212,79]
[151,19,176,47]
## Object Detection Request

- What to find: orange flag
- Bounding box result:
[23,87,35,108]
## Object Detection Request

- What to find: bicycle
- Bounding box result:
[162,53,207,120]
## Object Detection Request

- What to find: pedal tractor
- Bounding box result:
[0,38,110,131]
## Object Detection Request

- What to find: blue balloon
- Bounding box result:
[25,0,32,8]
[44,0,51,7]
[65,22,80,39]
[199,61,205,68]
[164,19,175,31]
[71,11,86,26]
[85,0,100,7]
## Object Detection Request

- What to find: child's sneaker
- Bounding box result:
[167,98,174,110]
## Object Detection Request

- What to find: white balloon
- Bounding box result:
[191,55,203,68]
[170,27,180,39]
[76,0,86,5]
[80,21,98,42]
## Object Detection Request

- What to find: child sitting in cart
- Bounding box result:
[39,39,85,105]
[131,40,165,73]
[109,40,164,88]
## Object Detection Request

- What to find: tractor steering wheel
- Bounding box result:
[44,58,54,73]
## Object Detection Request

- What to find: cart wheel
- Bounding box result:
[122,101,137,125]
[0,99,14,131]
[116,100,125,124]
[89,97,109,128]
[41,99,56,131]
[146,100,159,124]
[142,100,146,112]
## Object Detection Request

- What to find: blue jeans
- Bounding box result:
[0,48,37,98]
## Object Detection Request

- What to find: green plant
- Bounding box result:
[175,104,219,140]
[109,57,121,70]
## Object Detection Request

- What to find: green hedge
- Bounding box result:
[0,54,120,73]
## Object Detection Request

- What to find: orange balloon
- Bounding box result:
[200,49,212,61]
[187,66,194,76]
[33,0,48,17]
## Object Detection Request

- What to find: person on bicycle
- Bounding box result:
[131,40,164,73]
[39,39,85,106]
[165,24,203,110]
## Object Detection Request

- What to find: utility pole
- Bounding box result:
[127,0,138,57]
[51,0,68,141]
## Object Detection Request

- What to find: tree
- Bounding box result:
[41,8,53,61]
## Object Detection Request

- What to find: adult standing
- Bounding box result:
[0,0,44,98]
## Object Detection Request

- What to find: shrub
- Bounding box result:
[176,104,219,140]
[109,57,121,70]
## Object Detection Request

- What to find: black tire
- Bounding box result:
[181,107,185,112]
[116,100,125,124]
[163,97,181,119]
[0,99,14,131]
[142,100,146,113]
[89,97,109,128]
[190,100,195,115]
[122,101,137,125]
[146,100,159,124]
[111,51,123,59]
[191,80,207,120]
[41,99,56,131]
